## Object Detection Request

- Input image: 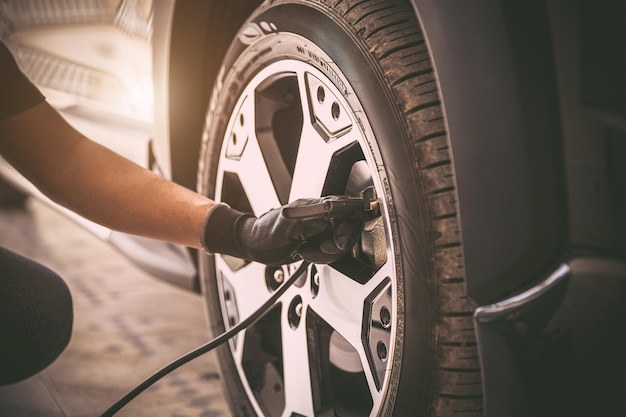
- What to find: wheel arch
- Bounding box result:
[410,0,568,304]
[152,0,262,190]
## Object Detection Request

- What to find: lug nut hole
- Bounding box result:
[380,306,391,328]
[288,296,303,329]
[331,102,340,120]
[311,265,320,298]
[317,86,325,103]
[265,266,284,292]
[377,341,388,362]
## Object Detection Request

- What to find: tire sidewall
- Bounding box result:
[200,2,437,416]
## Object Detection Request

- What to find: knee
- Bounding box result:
[0,252,73,385]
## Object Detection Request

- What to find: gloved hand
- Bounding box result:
[201,197,364,265]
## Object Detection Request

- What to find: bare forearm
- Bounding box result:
[0,102,363,266]
[0,102,213,248]
[55,138,214,248]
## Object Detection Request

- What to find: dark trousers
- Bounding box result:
[0,246,73,385]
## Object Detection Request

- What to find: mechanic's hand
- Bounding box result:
[201,197,364,265]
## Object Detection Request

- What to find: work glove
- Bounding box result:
[200,197,364,265]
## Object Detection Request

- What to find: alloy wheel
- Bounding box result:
[212,59,397,417]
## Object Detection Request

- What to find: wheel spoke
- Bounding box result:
[281,308,315,416]
[288,127,333,200]
[288,126,358,201]
[216,259,271,324]
[309,263,395,401]
[309,265,389,362]
[221,94,282,213]
[242,135,282,213]
[288,71,359,201]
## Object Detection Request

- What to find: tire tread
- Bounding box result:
[330,0,483,415]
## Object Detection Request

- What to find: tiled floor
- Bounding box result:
[0,198,231,417]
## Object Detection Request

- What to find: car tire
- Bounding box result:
[198,1,482,416]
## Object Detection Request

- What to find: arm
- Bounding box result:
[0,101,213,249]
[0,101,364,264]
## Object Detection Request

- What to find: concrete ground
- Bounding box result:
[0,198,231,417]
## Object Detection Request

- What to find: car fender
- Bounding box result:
[410,0,567,304]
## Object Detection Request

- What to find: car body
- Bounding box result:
[1,1,625,416]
